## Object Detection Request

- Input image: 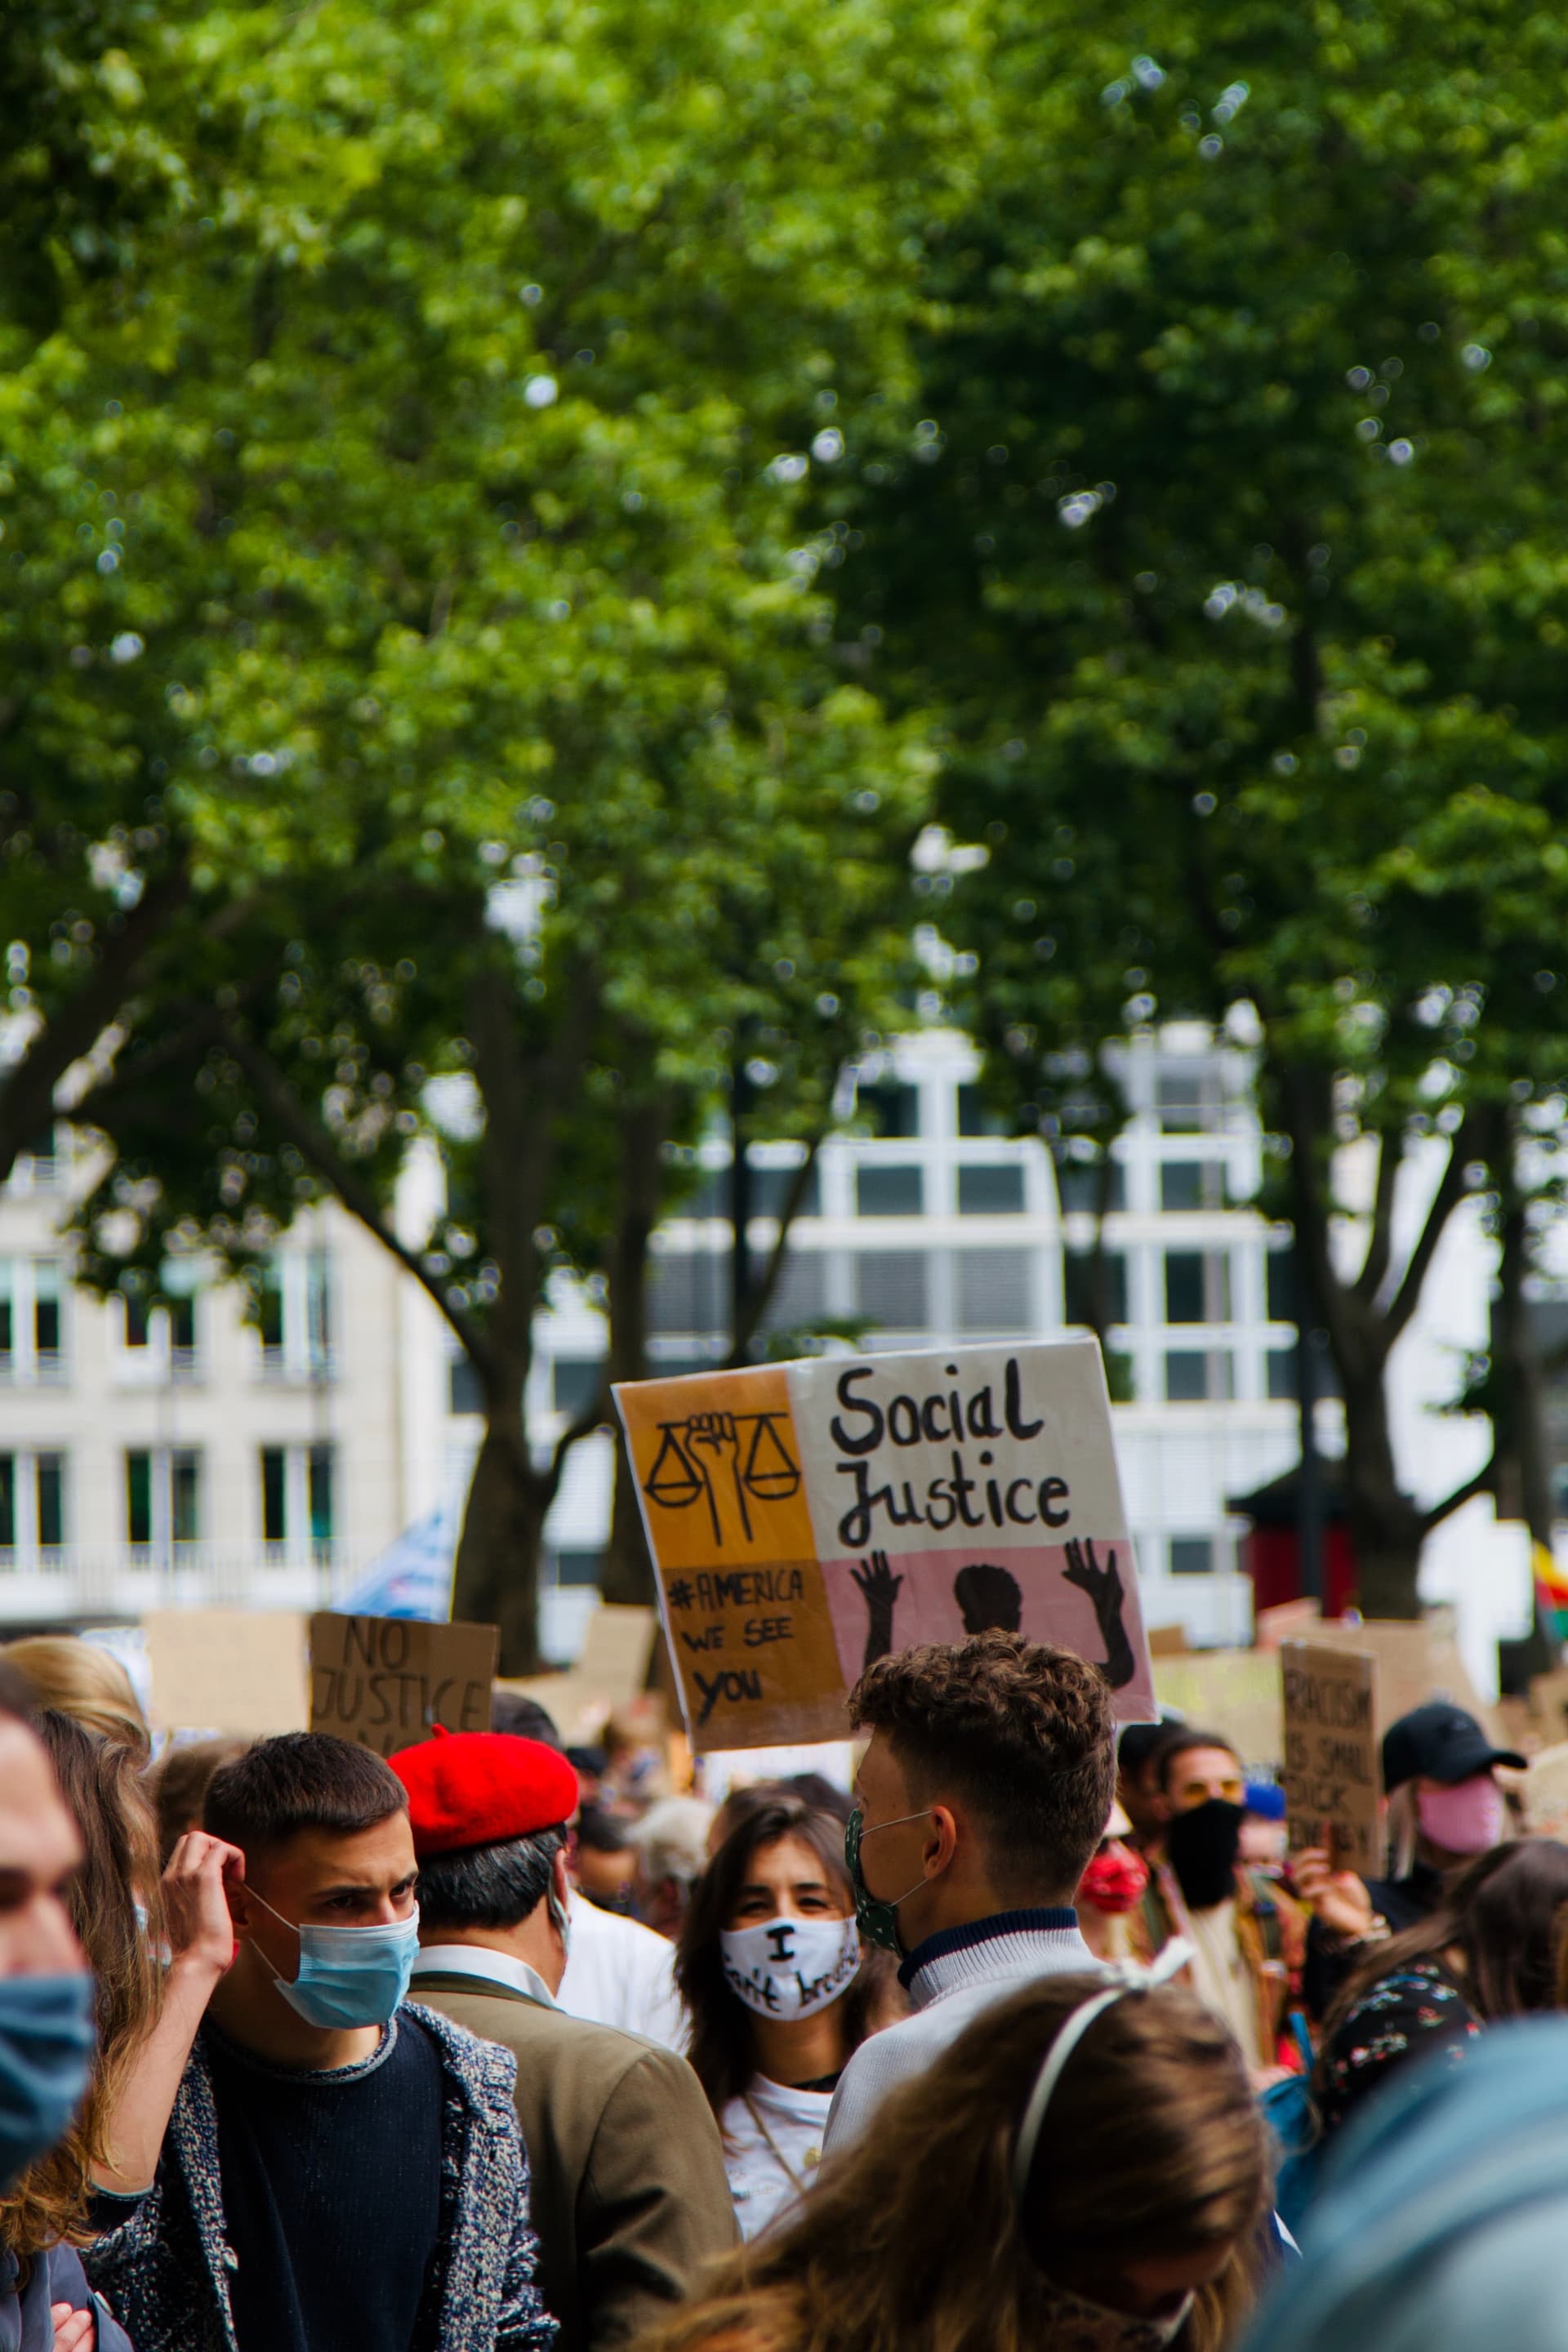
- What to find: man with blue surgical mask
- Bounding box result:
[0,1670,130,2351]
[86,1731,557,2352]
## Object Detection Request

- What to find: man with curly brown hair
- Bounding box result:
[823,1629,1115,2150]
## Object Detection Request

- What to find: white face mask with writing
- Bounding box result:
[719,1915,860,2021]
[1036,2278,1196,2352]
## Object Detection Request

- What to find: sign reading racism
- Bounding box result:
[310,1612,497,1758]
[615,1337,1156,1751]
[1280,1640,1379,1873]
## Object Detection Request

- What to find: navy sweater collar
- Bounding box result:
[897,1906,1080,1991]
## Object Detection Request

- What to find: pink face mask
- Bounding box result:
[1416,1774,1504,1856]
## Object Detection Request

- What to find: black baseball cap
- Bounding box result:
[1381,1702,1525,1796]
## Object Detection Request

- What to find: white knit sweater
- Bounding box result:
[823,1909,1100,2154]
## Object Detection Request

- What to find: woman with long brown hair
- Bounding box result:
[639,1966,1270,2352]
[675,1797,896,2238]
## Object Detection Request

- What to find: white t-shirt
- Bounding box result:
[555,1888,687,2051]
[720,2076,834,2239]
[1184,1898,1263,2072]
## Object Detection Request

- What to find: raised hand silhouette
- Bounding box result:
[1063,1537,1137,1690]
[686,1411,747,1540]
[850,1549,903,1673]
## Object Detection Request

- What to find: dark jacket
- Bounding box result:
[84,2002,556,2352]
[414,1966,736,2352]
[1,2247,133,2352]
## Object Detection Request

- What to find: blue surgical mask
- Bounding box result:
[0,1972,97,2189]
[252,1893,421,2029]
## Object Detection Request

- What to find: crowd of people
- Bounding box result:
[0,1621,1562,2350]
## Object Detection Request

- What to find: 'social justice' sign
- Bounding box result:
[614,1336,1156,1751]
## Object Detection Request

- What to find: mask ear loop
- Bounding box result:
[1009,1939,1195,2205]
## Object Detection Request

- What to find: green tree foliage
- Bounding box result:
[839,0,1568,1615]
[24,0,960,1662]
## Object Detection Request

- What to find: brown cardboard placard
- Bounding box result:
[1303,1612,1498,1744]
[1152,1649,1282,1770]
[145,1609,310,1735]
[309,1612,497,1758]
[616,1338,1156,1753]
[1147,1624,1191,1657]
[1523,1741,1568,1837]
[1281,1641,1379,1873]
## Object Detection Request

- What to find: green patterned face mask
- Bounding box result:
[844,1805,933,1957]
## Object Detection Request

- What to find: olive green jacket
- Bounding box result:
[413,1966,737,2352]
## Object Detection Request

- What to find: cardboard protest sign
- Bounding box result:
[1523,1742,1568,1837]
[309,1613,497,1757]
[145,1610,310,1735]
[1152,1650,1283,1771]
[615,1336,1155,1752]
[1303,1611,1499,1744]
[1280,1642,1379,1873]
[495,1604,661,1746]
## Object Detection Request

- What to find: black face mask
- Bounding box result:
[1165,1799,1245,1911]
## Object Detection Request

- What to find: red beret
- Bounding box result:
[391,1729,579,1858]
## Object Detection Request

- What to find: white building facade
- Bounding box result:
[2,1027,1540,1696]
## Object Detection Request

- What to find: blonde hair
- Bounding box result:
[638,1974,1270,2352]
[0,1713,164,2261]
[1,1637,150,1765]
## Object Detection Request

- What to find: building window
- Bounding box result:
[551,1548,602,1588]
[126,1451,152,1548]
[1063,1249,1128,1328]
[449,1357,484,1415]
[0,1457,13,1552]
[171,1451,201,1544]
[1157,1068,1223,1132]
[957,1085,1009,1138]
[35,1454,63,1551]
[127,1449,202,1549]
[957,1163,1026,1215]
[261,1443,336,1557]
[123,1294,152,1349]
[553,1356,604,1417]
[1058,1158,1126,1214]
[1267,1348,1295,1400]
[1170,1536,1215,1576]
[856,1080,921,1138]
[258,1250,336,1379]
[1266,1247,1294,1321]
[748,1161,821,1219]
[308,1446,334,1552]
[1160,1160,1225,1212]
[0,1262,66,1383]
[261,1447,287,1544]
[33,1263,60,1364]
[1165,1350,1234,1403]
[646,1249,728,1338]
[956,1249,1033,1334]
[760,1250,828,1334]
[1165,1250,1231,1325]
[855,1164,924,1218]
[855,1250,929,1330]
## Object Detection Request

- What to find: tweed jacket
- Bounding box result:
[83,2002,558,2352]
[414,1967,736,2352]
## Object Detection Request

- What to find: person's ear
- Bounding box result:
[925,1805,959,1878]
[552,1848,571,1909]
[225,1878,256,1936]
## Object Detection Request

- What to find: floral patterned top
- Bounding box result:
[1318,1957,1481,2134]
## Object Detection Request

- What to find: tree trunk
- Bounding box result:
[599,1092,669,1607]
[1327,1336,1427,1618]
[452,1416,550,1673]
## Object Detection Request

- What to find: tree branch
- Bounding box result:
[1420,1449,1496,1537]
[214,1018,500,1383]
[0,861,191,1178]
[1352,1127,1402,1305]
[1383,1114,1480,1348]
[725,1127,829,1367]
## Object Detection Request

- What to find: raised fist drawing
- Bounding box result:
[1063,1537,1137,1690]
[851,1549,903,1672]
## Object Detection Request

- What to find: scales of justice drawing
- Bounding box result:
[643,1410,802,1545]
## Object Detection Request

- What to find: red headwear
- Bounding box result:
[390,1727,579,1859]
